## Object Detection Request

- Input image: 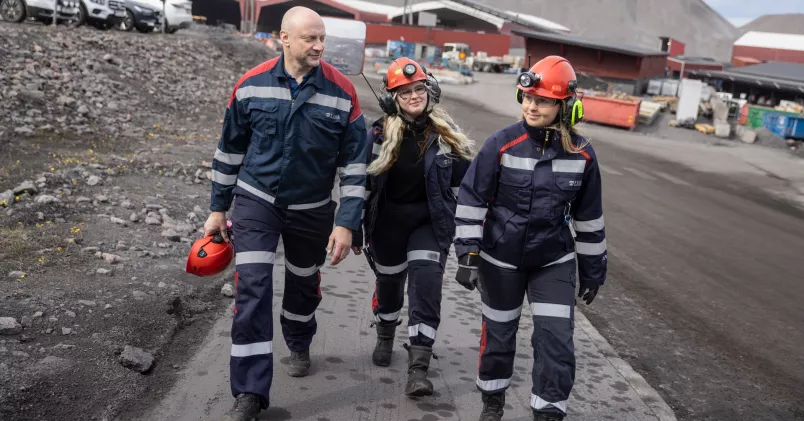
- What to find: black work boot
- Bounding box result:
[478,393,505,421]
[372,322,398,367]
[533,412,565,421]
[222,393,261,421]
[404,344,434,397]
[287,350,311,377]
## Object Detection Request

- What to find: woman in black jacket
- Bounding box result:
[354,57,474,397]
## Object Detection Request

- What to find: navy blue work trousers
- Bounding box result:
[228,189,335,408]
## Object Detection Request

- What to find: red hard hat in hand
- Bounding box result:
[186,233,233,277]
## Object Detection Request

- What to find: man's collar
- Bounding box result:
[274,53,321,87]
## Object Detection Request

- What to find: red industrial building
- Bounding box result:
[660,36,687,57]
[365,23,510,57]
[732,31,804,66]
[513,29,667,95]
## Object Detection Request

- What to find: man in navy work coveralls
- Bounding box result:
[202,6,368,421]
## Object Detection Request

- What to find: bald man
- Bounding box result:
[205,6,368,420]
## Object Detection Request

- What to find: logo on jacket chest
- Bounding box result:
[324,112,340,120]
[568,179,582,187]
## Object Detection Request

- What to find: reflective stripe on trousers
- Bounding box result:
[475,258,576,416]
[229,191,334,406]
[367,201,446,347]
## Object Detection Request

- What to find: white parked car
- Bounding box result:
[139,0,190,33]
[0,0,80,24]
[74,0,127,29]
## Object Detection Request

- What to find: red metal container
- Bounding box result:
[738,103,749,126]
[578,91,642,130]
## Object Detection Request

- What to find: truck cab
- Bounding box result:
[442,43,470,61]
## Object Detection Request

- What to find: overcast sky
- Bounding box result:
[704,0,804,27]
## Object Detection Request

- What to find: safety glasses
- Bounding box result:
[396,85,428,101]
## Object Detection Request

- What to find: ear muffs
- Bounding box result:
[379,74,399,116]
[571,99,584,126]
[425,71,441,105]
[379,90,398,116]
[560,97,584,127]
[517,78,583,126]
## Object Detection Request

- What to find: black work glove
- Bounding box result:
[578,279,600,305]
[456,253,480,291]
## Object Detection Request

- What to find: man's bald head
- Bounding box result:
[281,6,324,34]
[280,6,326,74]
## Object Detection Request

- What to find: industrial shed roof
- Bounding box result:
[382,0,569,33]
[734,31,804,52]
[689,62,804,93]
[512,29,668,58]
[667,56,724,66]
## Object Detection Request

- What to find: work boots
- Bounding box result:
[287,350,311,377]
[372,322,398,367]
[404,344,434,397]
[478,393,505,421]
[533,412,565,421]
[222,393,261,421]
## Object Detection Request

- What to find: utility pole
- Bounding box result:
[243,0,252,33]
[52,0,57,25]
[402,0,408,24]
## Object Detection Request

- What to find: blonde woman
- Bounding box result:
[453,56,607,421]
[354,57,474,397]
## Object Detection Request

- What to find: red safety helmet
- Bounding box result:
[186,232,233,277]
[384,57,427,90]
[516,56,578,101]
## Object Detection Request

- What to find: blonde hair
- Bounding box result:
[367,107,475,175]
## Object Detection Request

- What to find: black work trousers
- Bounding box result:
[368,200,447,347]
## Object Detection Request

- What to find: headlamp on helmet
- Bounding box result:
[403,63,417,77]
[518,72,542,88]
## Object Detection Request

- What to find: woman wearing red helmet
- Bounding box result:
[355,57,474,397]
[453,56,607,421]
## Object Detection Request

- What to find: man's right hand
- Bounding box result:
[203,211,230,242]
[456,253,480,291]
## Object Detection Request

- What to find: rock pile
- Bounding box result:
[0,23,273,138]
